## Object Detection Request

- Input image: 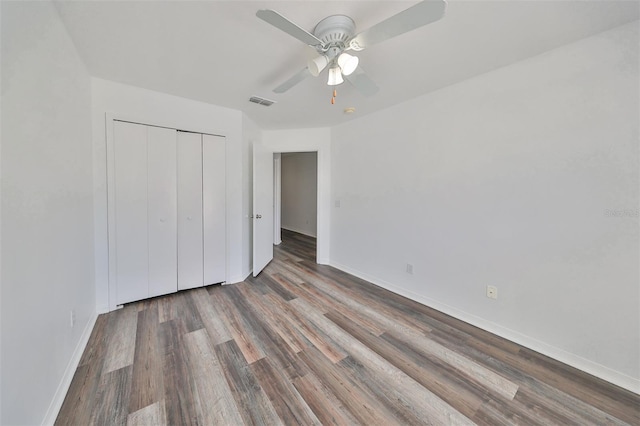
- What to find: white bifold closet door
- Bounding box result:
[114,121,148,304]
[177,132,204,290]
[114,121,177,305]
[203,134,226,285]
[111,121,225,306]
[147,126,178,296]
[177,132,226,290]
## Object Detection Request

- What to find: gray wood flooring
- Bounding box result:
[56,229,639,425]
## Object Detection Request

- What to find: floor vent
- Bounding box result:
[249,96,276,107]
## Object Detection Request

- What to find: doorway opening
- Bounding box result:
[274,151,318,260]
[253,142,327,277]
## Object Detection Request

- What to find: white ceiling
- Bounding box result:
[54,1,639,130]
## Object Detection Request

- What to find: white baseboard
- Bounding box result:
[42,311,98,425]
[329,261,640,395]
[281,226,317,238]
[227,270,252,284]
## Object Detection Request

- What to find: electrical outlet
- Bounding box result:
[486,285,498,300]
[70,310,76,328]
[406,263,414,275]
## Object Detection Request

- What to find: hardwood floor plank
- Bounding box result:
[297,346,400,425]
[174,290,205,333]
[251,358,321,425]
[57,314,111,425]
[213,339,283,426]
[158,294,178,323]
[188,287,233,345]
[78,313,109,368]
[126,401,166,426]
[182,328,245,425]
[517,347,639,424]
[263,291,347,363]
[103,304,138,374]
[312,288,387,336]
[235,281,310,354]
[337,355,434,425]
[266,264,341,315]
[295,260,435,335]
[291,297,475,425]
[228,283,310,380]
[431,324,635,425]
[280,259,433,338]
[472,398,545,426]
[292,372,361,426]
[128,305,164,414]
[90,365,133,426]
[158,319,199,426]
[325,309,485,420]
[266,262,305,285]
[208,285,267,364]
[511,386,610,426]
[307,262,502,346]
[381,329,519,401]
[514,374,632,425]
[249,270,297,301]
[54,364,102,426]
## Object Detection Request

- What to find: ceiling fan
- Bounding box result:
[256,0,447,97]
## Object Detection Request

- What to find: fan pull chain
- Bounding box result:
[331,89,337,105]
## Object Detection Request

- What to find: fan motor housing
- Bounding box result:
[313,15,356,52]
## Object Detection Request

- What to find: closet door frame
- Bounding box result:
[105,113,227,311]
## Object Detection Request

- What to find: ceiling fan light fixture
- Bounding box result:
[327,65,343,86]
[308,55,328,77]
[337,53,359,76]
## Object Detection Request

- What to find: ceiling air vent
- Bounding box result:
[249,96,276,107]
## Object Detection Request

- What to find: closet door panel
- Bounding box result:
[114,121,149,304]
[177,132,204,290]
[203,135,226,285]
[147,126,178,297]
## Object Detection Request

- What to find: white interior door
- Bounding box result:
[147,126,177,297]
[203,134,226,285]
[253,143,274,276]
[114,121,149,304]
[177,131,204,290]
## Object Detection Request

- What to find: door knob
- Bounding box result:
[256,214,262,219]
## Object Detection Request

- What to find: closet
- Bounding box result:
[111,120,225,305]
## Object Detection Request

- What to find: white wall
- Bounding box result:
[91,78,246,312]
[281,152,318,237]
[331,22,639,392]
[263,128,331,263]
[1,1,96,423]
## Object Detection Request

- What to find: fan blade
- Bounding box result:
[273,68,311,93]
[257,10,324,47]
[348,0,446,51]
[345,66,379,97]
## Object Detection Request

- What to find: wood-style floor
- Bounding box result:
[57,229,639,425]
